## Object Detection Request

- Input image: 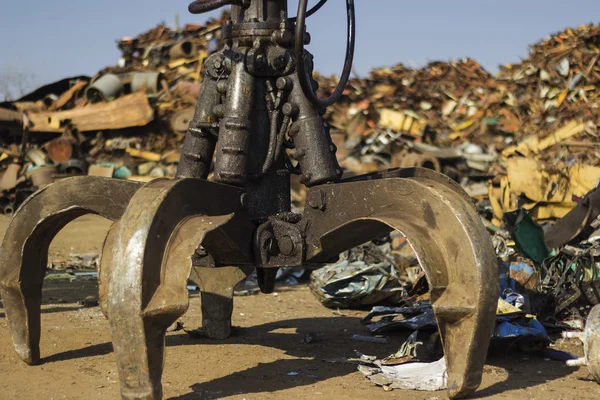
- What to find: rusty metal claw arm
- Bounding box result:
[0,177,143,365]
[302,168,499,399]
[104,178,254,399]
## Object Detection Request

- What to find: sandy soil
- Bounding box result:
[0,215,599,399]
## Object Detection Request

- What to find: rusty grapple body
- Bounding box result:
[0,0,501,398]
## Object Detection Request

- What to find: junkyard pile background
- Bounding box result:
[0,11,230,211]
[2,15,600,328]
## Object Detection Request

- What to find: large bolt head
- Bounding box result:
[278,235,295,256]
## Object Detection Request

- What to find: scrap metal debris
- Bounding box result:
[361,304,437,334]
[382,330,423,364]
[360,299,549,350]
[357,359,447,392]
[356,332,447,392]
[0,12,229,210]
[498,206,600,328]
[310,240,408,309]
[351,334,390,344]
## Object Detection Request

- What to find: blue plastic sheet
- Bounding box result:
[495,317,548,339]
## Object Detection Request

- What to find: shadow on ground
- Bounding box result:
[37,315,573,399]
[42,278,98,307]
[473,348,574,398]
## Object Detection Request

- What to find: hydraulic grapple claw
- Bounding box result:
[302,168,499,399]
[0,176,143,365]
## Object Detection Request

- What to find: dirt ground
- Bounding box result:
[0,215,599,400]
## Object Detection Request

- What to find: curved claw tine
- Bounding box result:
[0,177,142,365]
[106,178,251,400]
[304,169,499,399]
[99,222,119,319]
[189,266,251,339]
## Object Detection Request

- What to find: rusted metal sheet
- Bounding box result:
[45,134,77,163]
[0,107,24,143]
[13,101,44,113]
[27,91,153,132]
[48,80,87,111]
[0,107,23,124]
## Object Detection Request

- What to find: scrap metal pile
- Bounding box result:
[0,17,598,216]
[316,24,600,219]
[0,11,229,213]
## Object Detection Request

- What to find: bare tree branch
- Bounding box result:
[0,66,37,101]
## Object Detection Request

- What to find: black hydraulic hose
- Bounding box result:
[273,115,291,165]
[260,110,282,176]
[284,153,302,175]
[188,0,241,14]
[294,0,355,108]
[288,0,329,22]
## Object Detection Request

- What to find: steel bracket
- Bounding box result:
[254,217,304,268]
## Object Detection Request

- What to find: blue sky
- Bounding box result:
[1,0,600,89]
